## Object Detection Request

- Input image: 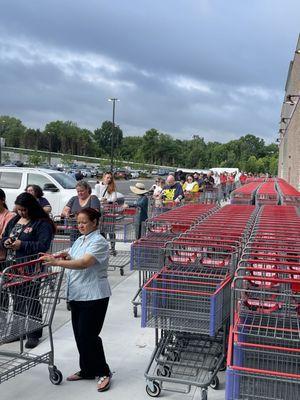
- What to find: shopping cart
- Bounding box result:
[276,178,300,206]
[131,204,218,318]
[226,326,300,400]
[141,270,231,336]
[51,216,79,253]
[0,257,64,384]
[99,203,136,243]
[230,182,261,205]
[255,182,279,206]
[145,330,226,400]
[108,250,131,276]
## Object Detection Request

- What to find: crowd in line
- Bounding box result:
[0,168,253,393]
[149,170,249,207]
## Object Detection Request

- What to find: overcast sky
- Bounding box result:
[0,0,299,143]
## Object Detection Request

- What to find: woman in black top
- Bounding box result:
[26,184,52,214]
[1,192,55,349]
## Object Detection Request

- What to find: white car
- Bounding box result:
[0,167,77,216]
[129,170,140,179]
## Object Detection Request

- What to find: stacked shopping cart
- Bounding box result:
[142,205,258,399]
[230,182,261,205]
[255,181,279,206]
[148,198,182,219]
[276,178,300,206]
[131,204,217,317]
[226,205,300,399]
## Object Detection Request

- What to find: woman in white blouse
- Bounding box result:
[95,172,117,203]
[95,172,118,255]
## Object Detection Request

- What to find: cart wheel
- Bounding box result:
[157,365,171,377]
[201,389,207,400]
[210,375,219,390]
[146,381,161,397]
[133,306,138,318]
[49,368,63,385]
[120,268,124,276]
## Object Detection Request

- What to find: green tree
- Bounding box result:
[245,155,258,174]
[119,136,143,162]
[141,129,160,163]
[28,152,45,166]
[94,121,123,156]
[0,116,27,147]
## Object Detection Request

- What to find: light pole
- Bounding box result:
[47,131,52,166]
[108,98,119,172]
[0,120,6,165]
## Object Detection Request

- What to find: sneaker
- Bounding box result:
[25,337,39,349]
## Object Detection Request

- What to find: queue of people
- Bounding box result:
[0,169,250,392]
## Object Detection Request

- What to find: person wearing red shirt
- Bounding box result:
[239,172,247,185]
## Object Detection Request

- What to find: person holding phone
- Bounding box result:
[1,192,55,349]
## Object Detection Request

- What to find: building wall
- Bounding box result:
[278,36,300,190]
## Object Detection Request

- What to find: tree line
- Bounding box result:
[0,116,278,174]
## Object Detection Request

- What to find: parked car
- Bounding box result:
[81,168,93,178]
[151,169,158,175]
[129,170,139,179]
[114,169,132,180]
[157,169,169,176]
[0,167,77,216]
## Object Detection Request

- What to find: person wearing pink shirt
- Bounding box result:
[0,189,15,238]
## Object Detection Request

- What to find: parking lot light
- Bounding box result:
[108,98,120,172]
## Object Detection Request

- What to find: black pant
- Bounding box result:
[70,297,110,378]
[11,280,43,339]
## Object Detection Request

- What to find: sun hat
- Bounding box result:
[130,182,149,195]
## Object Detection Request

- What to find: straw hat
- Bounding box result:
[130,182,149,195]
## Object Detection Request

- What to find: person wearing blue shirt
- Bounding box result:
[42,208,112,392]
[129,182,149,239]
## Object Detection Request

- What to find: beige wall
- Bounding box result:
[278,37,300,190]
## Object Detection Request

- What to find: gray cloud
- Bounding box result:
[0,0,300,143]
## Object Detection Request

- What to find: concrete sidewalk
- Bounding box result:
[1,264,226,400]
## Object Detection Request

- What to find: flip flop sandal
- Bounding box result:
[97,375,111,392]
[66,371,84,381]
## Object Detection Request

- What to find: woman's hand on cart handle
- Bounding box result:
[40,252,70,266]
[40,254,60,266]
[57,251,71,260]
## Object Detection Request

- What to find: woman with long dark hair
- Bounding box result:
[95,172,117,203]
[1,192,55,349]
[26,184,52,214]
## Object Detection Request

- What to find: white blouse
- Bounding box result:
[94,182,117,203]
